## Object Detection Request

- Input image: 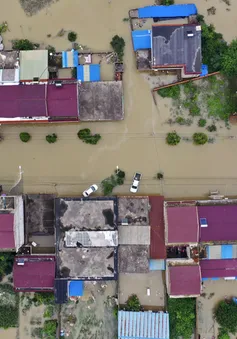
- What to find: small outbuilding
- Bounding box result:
[20,50,48,81]
[77,64,100,82]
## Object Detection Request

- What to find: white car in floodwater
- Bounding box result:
[83,184,98,197]
[130,172,142,193]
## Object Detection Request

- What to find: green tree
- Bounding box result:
[166,132,181,145]
[221,39,237,77]
[215,300,237,334]
[110,35,125,62]
[218,328,230,339]
[193,132,208,145]
[0,253,15,280]
[125,294,141,312]
[68,31,77,42]
[12,39,35,50]
[43,319,57,338]
[168,298,196,339]
[19,132,31,143]
[198,118,207,127]
[158,85,180,99]
[207,124,217,132]
[77,128,101,145]
[46,133,57,143]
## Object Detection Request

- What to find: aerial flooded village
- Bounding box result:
[0,0,237,339]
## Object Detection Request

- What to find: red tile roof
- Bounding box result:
[47,84,78,117]
[166,205,199,244]
[198,205,237,242]
[169,265,201,296]
[0,214,15,249]
[201,259,237,278]
[13,256,55,291]
[149,196,166,259]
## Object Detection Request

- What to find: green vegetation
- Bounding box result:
[198,118,207,127]
[221,39,237,77]
[166,132,181,146]
[19,132,31,143]
[193,132,208,145]
[182,82,201,116]
[156,172,164,180]
[78,128,101,145]
[12,39,36,50]
[68,31,77,42]
[110,35,125,62]
[0,21,8,34]
[71,67,77,79]
[46,45,56,54]
[0,252,15,280]
[207,124,217,132]
[43,305,55,318]
[175,116,192,126]
[158,85,180,99]
[123,17,129,22]
[168,297,196,339]
[32,292,55,306]
[101,168,126,195]
[113,306,118,318]
[0,284,19,328]
[215,300,237,335]
[42,319,57,338]
[46,133,57,143]
[218,328,230,339]
[125,294,141,312]
[161,0,174,4]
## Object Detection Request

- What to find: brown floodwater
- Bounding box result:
[0,0,236,205]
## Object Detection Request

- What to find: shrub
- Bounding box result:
[43,319,57,338]
[101,168,126,195]
[215,300,237,334]
[68,31,77,42]
[198,118,207,127]
[46,45,56,54]
[218,328,230,339]
[207,124,217,132]
[166,132,181,145]
[125,294,141,312]
[77,128,101,145]
[0,253,15,280]
[46,133,57,143]
[157,172,164,180]
[158,86,180,99]
[176,116,186,125]
[43,305,54,318]
[221,39,237,77]
[110,35,125,62]
[19,132,31,143]
[115,169,125,179]
[193,132,208,145]
[161,0,174,4]
[113,306,118,318]
[189,102,201,116]
[32,292,55,306]
[12,39,35,50]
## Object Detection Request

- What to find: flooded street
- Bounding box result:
[0,0,236,201]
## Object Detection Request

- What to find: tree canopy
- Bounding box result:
[215,300,237,334]
[221,39,237,77]
[110,35,125,62]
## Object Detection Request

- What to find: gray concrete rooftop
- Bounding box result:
[118,197,149,226]
[78,81,124,121]
[0,51,19,69]
[59,247,115,278]
[65,230,118,247]
[59,199,116,230]
[119,245,149,273]
[118,226,150,245]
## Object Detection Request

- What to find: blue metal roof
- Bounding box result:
[149,259,165,271]
[132,30,151,51]
[68,280,84,297]
[62,50,79,68]
[138,4,197,19]
[221,245,233,259]
[118,311,169,339]
[77,64,101,82]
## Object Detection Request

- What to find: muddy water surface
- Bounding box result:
[0,0,236,201]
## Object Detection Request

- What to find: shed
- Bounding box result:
[118,311,169,339]
[68,281,84,297]
[167,265,201,297]
[132,30,151,51]
[138,4,197,19]
[20,50,48,81]
[77,64,100,82]
[207,244,237,259]
[62,50,79,68]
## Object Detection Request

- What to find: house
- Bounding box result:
[13,256,55,291]
[151,24,202,77]
[167,265,201,297]
[118,311,169,339]
[201,259,237,281]
[0,195,24,252]
[20,50,48,81]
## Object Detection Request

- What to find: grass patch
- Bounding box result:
[158,85,180,99]
[0,284,19,328]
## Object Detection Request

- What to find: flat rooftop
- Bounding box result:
[0,51,19,69]
[119,245,149,273]
[78,81,124,121]
[57,198,116,230]
[152,24,201,74]
[118,226,150,245]
[118,197,149,226]
[198,205,237,242]
[25,195,55,236]
[58,247,116,279]
[65,230,118,247]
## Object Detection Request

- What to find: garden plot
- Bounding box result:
[157,75,236,134]
[60,281,117,339]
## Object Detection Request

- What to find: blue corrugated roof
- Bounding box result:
[118,311,169,339]
[62,50,79,68]
[138,4,197,19]
[77,64,100,82]
[221,245,233,259]
[132,30,151,51]
[69,280,84,297]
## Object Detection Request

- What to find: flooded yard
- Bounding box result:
[0,2,236,200]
